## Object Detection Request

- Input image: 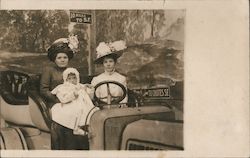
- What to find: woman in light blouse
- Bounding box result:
[91,41,128,106]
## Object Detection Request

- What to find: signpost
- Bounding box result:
[70,12,92,24]
[70,11,95,76]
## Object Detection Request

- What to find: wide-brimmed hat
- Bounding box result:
[94,40,127,64]
[47,35,79,61]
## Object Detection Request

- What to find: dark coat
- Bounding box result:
[40,64,66,108]
[39,64,89,150]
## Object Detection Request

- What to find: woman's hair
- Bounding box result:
[102,54,118,64]
[47,42,74,62]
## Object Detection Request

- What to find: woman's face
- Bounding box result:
[103,57,115,72]
[55,53,69,68]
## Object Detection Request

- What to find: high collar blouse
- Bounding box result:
[91,71,128,104]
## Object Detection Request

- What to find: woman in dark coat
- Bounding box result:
[40,36,89,150]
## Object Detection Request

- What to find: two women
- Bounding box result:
[40,37,128,150]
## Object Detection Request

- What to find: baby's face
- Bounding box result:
[66,74,77,85]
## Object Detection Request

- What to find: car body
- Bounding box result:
[0,70,183,150]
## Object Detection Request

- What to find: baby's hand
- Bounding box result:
[75,86,82,91]
[73,91,79,98]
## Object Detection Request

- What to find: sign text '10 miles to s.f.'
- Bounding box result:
[70,12,92,24]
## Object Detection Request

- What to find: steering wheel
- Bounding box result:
[94,81,127,106]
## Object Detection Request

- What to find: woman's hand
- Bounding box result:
[83,84,94,89]
[83,84,95,99]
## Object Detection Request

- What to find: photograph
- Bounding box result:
[0,0,249,157]
[0,9,184,151]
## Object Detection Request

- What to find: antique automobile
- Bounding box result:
[0,70,183,150]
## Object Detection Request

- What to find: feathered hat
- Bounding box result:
[94,40,127,64]
[47,35,79,61]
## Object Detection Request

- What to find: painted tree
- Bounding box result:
[0,10,26,51]
[0,10,70,53]
[95,10,166,46]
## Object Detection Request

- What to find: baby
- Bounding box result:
[51,67,98,135]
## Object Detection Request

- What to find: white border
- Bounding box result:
[0,0,249,157]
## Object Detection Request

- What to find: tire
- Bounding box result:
[0,127,28,150]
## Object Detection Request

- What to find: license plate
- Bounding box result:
[146,88,170,97]
[134,87,170,98]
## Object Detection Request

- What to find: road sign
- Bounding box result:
[70,12,92,24]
